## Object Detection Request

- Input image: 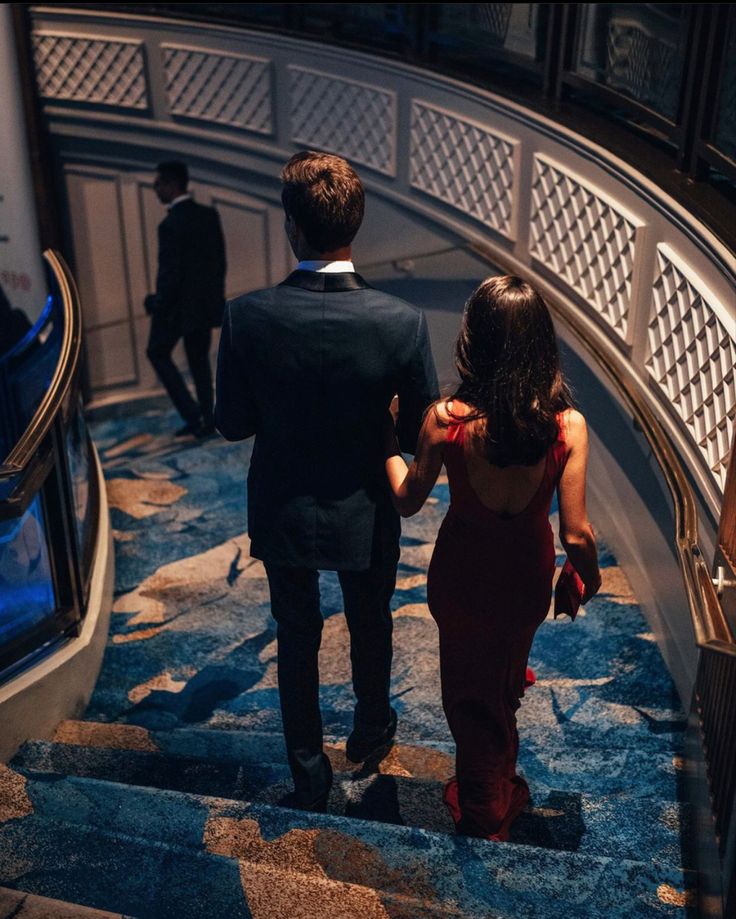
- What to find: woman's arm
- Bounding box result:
[557,410,601,602]
[385,405,445,517]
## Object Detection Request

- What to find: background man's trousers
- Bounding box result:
[147,313,213,427]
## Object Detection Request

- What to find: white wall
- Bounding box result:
[0,5,46,322]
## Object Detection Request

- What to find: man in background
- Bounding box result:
[216,151,439,811]
[146,160,226,438]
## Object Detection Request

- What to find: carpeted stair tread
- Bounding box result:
[139,704,686,754]
[39,720,686,800]
[10,748,689,864]
[31,409,690,918]
[0,820,474,919]
[0,768,692,919]
[0,886,135,919]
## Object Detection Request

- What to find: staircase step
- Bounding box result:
[45,719,685,800]
[0,767,692,919]
[0,816,482,919]
[133,700,686,756]
[13,740,689,865]
[0,886,133,919]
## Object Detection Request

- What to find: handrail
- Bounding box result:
[0,250,82,479]
[467,239,733,652]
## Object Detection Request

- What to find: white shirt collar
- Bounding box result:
[296,259,355,273]
[168,193,192,210]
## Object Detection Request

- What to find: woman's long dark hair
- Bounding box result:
[450,275,574,467]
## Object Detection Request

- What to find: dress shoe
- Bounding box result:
[174,421,201,438]
[196,422,217,438]
[345,707,397,763]
[278,788,330,813]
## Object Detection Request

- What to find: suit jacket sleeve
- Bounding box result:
[155,218,183,316]
[396,309,440,454]
[215,301,258,441]
[214,210,227,286]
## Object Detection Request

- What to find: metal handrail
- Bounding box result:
[0,250,82,479]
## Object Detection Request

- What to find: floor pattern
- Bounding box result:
[0,402,695,918]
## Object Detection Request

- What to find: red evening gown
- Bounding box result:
[427,411,569,839]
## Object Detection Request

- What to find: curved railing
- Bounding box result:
[1,251,82,478]
[0,286,58,471]
[0,250,98,680]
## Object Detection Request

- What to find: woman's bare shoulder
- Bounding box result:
[560,408,587,446]
[425,399,462,443]
[434,398,473,422]
[432,399,454,425]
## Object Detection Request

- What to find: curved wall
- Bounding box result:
[26,6,736,702]
[0,442,114,761]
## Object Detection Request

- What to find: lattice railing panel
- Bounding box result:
[289,67,396,175]
[530,156,638,340]
[32,32,148,109]
[410,101,515,238]
[647,245,736,489]
[162,45,272,134]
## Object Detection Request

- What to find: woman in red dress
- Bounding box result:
[385,276,601,840]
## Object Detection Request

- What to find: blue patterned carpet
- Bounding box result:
[0,403,696,918]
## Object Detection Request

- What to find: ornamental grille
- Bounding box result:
[32,32,148,109]
[607,19,678,118]
[289,67,396,175]
[530,156,638,341]
[410,101,515,238]
[647,246,736,490]
[162,45,272,134]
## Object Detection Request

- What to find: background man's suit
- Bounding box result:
[147,197,226,429]
[215,268,439,801]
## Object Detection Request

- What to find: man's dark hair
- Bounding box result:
[281,151,364,252]
[156,160,189,190]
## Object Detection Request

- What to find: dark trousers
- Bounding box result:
[264,531,399,801]
[146,314,213,426]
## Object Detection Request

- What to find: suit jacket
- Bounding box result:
[215,270,440,570]
[154,199,227,333]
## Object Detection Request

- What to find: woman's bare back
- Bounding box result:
[440,400,553,518]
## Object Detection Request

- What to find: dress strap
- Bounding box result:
[441,404,471,502]
[550,410,572,483]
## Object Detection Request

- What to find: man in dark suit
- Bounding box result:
[146,161,226,437]
[215,151,439,810]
